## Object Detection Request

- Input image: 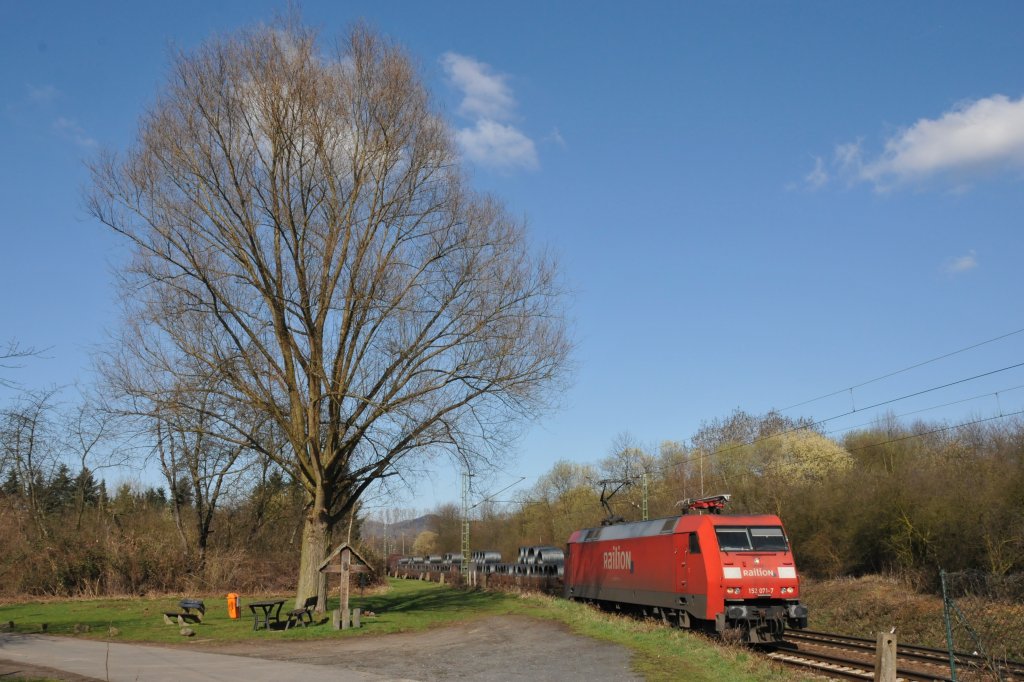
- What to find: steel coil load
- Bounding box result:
[535,546,564,566]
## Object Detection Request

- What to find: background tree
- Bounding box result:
[598,434,655,520]
[151,395,255,571]
[88,21,571,606]
[651,440,689,516]
[0,388,60,536]
[62,394,123,530]
[431,503,462,553]
[411,531,438,556]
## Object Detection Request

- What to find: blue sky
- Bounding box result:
[2,2,1024,512]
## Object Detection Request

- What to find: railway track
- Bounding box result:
[765,628,1024,681]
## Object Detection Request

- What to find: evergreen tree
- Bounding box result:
[143,486,166,508]
[74,467,101,507]
[2,470,20,497]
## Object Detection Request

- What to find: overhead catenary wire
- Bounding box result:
[470,477,526,509]
[492,371,1024,506]
[779,325,1024,412]
[726,408,1024,482]
[456,330,1024,507]
[844,409,1024,453]
[668,360,1024,472]
[823,384,1024,438]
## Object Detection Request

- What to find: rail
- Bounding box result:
[772,629,1024,681]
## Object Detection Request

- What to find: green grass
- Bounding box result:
[0,579,811,681]
[0,580,523,644]
[514,594,807,682]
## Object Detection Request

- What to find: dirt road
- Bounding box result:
[208,615,641,681]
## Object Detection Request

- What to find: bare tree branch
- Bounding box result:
[88,21,572,606]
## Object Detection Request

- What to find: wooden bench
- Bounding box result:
[285,596,317,630]
[163,599,205,625]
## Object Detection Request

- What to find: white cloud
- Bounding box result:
[456,119,538,171]
[546,127,567,149]
[834,140,863,174]
[440,52,516,121]
[804,156,828,189]
[842,95,1024,189]
[944,250,978,275]
[441,51,539,172]
[53,117,97,149]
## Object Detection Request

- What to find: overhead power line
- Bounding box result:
[457,332,1024,506]
[675,360,1024,470]
[824,384,1024,438]
[844,409,1024,452]
[470,477,526,509]
[737,408,1024,481]
[780,326,1024,412]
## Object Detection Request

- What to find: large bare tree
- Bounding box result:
[88,22,571,604]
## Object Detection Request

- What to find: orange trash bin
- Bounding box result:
[227,593,240,619]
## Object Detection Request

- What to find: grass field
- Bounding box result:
[0,578,810,682]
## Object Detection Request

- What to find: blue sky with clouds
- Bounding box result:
[2,2,1023,510]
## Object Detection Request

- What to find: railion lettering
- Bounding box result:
[603,546,632,571]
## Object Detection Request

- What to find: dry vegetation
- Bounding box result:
[409,411,1024,589]
[802,575,949,643]
[804,574,1024,661]
[3,407,1023,606]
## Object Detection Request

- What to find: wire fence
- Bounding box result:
[940,569,1024,681]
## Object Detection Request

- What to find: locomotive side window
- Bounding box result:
[688,532,701,554]
[714,526,789,551]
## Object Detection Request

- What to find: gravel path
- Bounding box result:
[207,615,641,681]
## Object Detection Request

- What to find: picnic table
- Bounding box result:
[162,599,205,626]
[248,599,286,631]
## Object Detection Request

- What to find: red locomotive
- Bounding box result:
[563,495,808,643]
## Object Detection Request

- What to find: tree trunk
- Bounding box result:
[296,500,330,612]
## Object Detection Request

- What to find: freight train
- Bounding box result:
[391,494,807,644]
[564,495,807,643]
[394,545,564,576]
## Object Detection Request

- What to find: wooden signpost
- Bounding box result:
[318,543,374,630]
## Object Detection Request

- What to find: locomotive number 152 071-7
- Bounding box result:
[749,587,774,595]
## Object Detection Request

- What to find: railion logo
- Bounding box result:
[742,568,775,577]
[603,546,633,572]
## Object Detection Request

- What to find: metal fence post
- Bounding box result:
[940,569,958,682]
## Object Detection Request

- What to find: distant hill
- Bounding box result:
[361,514,438,539]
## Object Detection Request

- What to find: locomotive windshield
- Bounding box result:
[715,526,788,552]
